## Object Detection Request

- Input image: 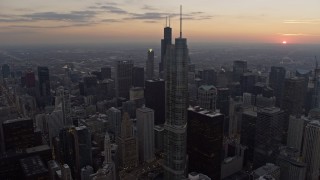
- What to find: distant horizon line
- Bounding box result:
[1,41,320,48]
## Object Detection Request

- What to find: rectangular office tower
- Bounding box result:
[37,66,50,96]
[146,49,154,80]
[3,118,35,152]
[233,60,247,82]
[187,107,224,179]
[281,77,306,117]
[159,17,172,76]
[115,60,133,99]
[136,107,155,163]
[163,8,189,179]
[253,107,286,168]
[269,66,286,107]
[132,66,144,87]
[145,79,165,125]
[302,120,320,180]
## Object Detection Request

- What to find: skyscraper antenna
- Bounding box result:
[169,16,171,27]
[180,5,182,38]
[316,56,318,69]
[166,16,168,27]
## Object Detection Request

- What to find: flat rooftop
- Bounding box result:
[20,155,48,177]
[188,106,223,118]
[3,118,32,124]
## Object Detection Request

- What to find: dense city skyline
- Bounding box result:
[1,0,320,45]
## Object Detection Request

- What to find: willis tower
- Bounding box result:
[159,16,172,77]
[163,6,189,179]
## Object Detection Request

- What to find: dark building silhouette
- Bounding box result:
[312,63,320,109]
[253,107,286,168]
[253,82,274,97]
[233,60,247,82]
[58,126,92,179]
[37,66,50,97]
[146,49,154,80]
[91,71,102,80]
[20,156,49,180]
[83,75,98,96]
[1,64,10,78]
[98,79,115,100]
[115,60,133,99]
[0,145,51,180]
[132,66,144,87]
[269,66,286,107]
[240,73,256,94]
[159,18,172,76]
[216,87,230,134]
[163,8,189,179]
[25,70,36,88]
[145,79,165,125]
[187,107,224,179]
[241,109,257,168]
[281,77,306,117]
[3,118,35,152]
[201,69,217,85]
[101,66,112,80]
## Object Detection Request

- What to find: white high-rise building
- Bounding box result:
[302,120,320,180]
[136,107,155,162]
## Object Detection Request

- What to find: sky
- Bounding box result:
[0,0,320,45]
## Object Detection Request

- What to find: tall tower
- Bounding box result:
[37,66,50,96]
[55,86,72,126]
[159,16,172,77]
[281,77,306,117]
[146,49,155,80]
[232,60,247,82]
[163,6,189,179]
[115,60,133,99]
[269,66,286,107]
[104,131,112,164]
[136,107,155,163]
[116,112,139,168]
[313,57,320,108]
[253,107,286,168]
[302,120,320,180]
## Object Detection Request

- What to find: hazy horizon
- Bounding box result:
[1,0,320,45]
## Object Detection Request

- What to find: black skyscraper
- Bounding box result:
[159,18,172,76]
[101,66,112,79]
[37,66,50,96]
[132,67,144,87]
[1,64,10,78]
[269,66,286,107]
[115,60,133,99]
[240,73,256,94]
[187,107,224,179]
[201,69,217,85]
[233,60,247,82]
[281,77,306,117]
[145,79,165,125]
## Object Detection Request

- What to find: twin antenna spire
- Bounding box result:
[180,5,182,38]
[165,16,171,27]
[165,5,183,38]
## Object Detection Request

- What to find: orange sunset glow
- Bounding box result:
[0,0,319,45]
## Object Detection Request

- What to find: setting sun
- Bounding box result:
[282,41,287,44]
